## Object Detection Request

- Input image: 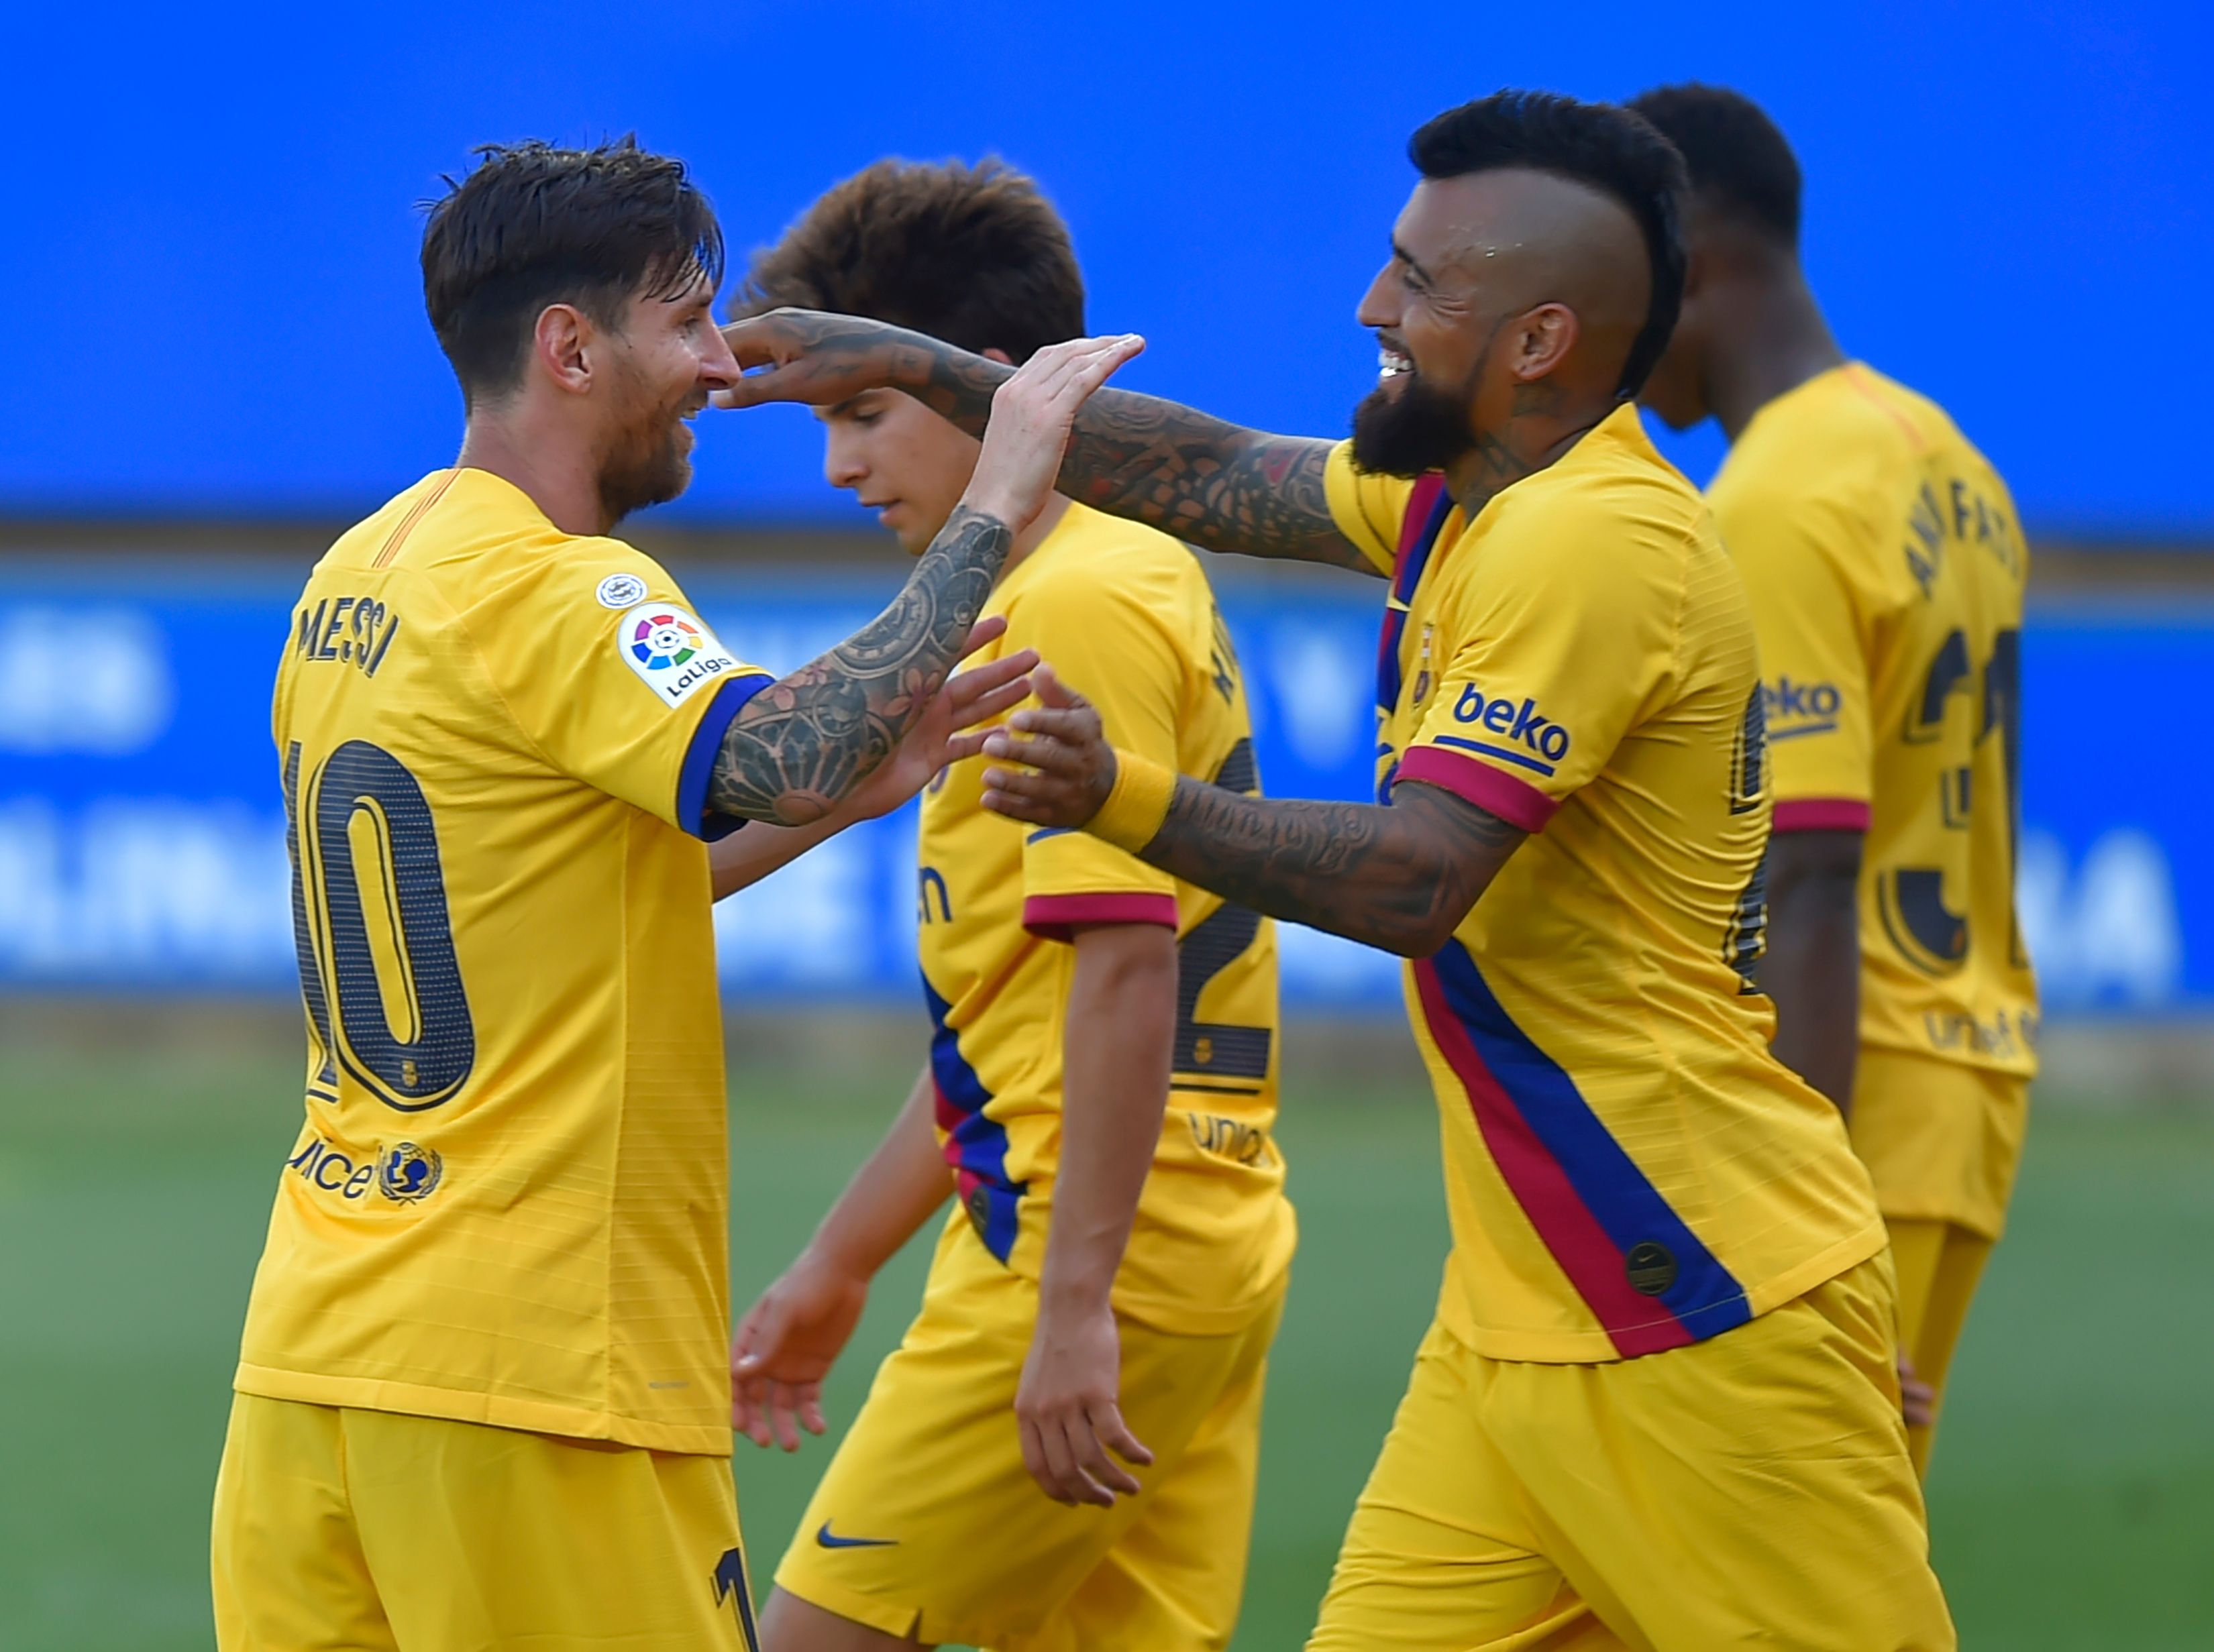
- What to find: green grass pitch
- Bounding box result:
[1,1036,2210,1648]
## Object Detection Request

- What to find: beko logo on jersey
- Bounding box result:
[286,1134,445,1205]
[615,600,741,709]
[1444,683,1571,773]
[1764,677,1842,740]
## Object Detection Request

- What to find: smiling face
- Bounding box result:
[817,387,986,555]
[1349,169,1650,482]
[591,268,740,523]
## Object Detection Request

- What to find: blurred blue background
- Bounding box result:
[3,0,2208,1017]
[5,0,2207,536]
[0,565,2201,1017]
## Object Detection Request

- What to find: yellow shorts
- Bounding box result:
[775,1221,1283,1651]
[1886,1217,1995,1476]
[1850,1048,2029,1240]
[211,1392,757,1651]
[1310,1256,1954,1651]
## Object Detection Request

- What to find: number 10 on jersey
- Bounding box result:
[285,740,478,1111]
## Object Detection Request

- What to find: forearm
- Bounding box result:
[708,810,855,900]
[1126,776,1521,958]
[1039,934,1176,1311]
[1763,846,1864,1112]
[801,1067,952,1278]
[708,505,1010,824]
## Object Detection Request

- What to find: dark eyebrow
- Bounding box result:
[1391,239,1435,286]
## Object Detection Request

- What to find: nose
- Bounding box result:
[824,424,866,492]
[698,317,742,392]
[1356,261,1400,332]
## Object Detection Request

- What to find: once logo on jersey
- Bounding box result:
[616,601,741,709]
[596,571,648,609]
[1448,684,1571,769]
[1764,676,1842,740]
[378,1141,445,1204]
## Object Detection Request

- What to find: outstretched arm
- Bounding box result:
[720,310,1373,574]
[979,669,1525,956]
[707,333,1145,826]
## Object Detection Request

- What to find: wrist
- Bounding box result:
[1037,1275,1115,1320]
[800,1229,882,1284]
[1089,751,1176,852]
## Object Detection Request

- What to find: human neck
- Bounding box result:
[455,404,609,537]
[1443,398,1612,520]
[981,490,1072,586]
[1698,259,1846,442]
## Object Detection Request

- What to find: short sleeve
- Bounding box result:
[486,544,773,840]
[1394,499,1678,834]
[1730,505,1875,832]
[1323,441,1418,576]
[1012,568,1182,942]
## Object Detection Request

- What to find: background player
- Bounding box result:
[720,92,1951,1648]
[211,137,1139,1651]
[1630,83,2038,1472]
[724,157,1292,1652]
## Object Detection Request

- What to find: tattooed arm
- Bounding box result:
[978,668,1526,956]
[706,333,1145,824]
[719,309,1373,575]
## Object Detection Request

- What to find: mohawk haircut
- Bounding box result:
[1408,89,1689,400]
[739,157,1085,363]
[1628,84,1803,250]
[421,137,725,406]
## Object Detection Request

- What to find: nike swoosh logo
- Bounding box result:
[815,1521,898,1550]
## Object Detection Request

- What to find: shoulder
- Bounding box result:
[1482,418,1707,583]
[1016,507,1204,618]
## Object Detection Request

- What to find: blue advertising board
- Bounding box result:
[0,557,2203,1020]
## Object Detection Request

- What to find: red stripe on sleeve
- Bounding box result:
[1395,745,1560,832]
[1022,893,1180,942]
[1772,797,1873,834]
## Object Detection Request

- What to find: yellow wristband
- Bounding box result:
[1088,749,1177,852]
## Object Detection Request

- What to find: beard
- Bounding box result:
[1350,370,1473,478]
[596,382,698,525]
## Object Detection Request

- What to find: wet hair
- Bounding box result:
[739,156,1084,362]
[1628,84,1803,250]
[1408,89,1689,399]
[421,137,725,405]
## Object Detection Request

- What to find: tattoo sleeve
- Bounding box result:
[706,504,1009,824]
[895,341,1375,574]
[1134,777,1527,956]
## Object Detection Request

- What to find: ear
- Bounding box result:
[532,302,594,395]
[981,347,1016,367]
[1510,302,1579,383]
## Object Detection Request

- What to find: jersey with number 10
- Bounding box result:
[235,466,770,1457]
[1326,405,1884,1364]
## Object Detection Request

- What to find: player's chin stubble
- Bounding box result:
[1351,371,1474,480]
[597,407,694,525]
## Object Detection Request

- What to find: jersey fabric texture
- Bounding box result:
[1306,1258,1951,1651]
[1708,363,2038,1229]
[236,467,769,1456]
[916,500,1294,1334]
[1325,405,1885,1363]
[774,1219,1281,1651]
[212,1394,759,1652]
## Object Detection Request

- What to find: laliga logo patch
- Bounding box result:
[378,1141,444,1204]
[616,600,741,709]
[631,611,703,669]
[596,572,649,609]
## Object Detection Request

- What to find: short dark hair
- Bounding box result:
[1628,85,1802,249]
[421,137,725,405]
[739,157,1084,362]
[1408,90,1688,400]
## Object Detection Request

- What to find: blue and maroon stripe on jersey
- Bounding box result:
[1412,938,1753,1357]
[922,977,1025,1262]
[1373,474,1456,802]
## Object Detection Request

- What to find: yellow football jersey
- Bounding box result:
[918,502,1293,1335]
[236,467,771,1456]
[1326,406,1885,1363]
[1707,363,2038,1079]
